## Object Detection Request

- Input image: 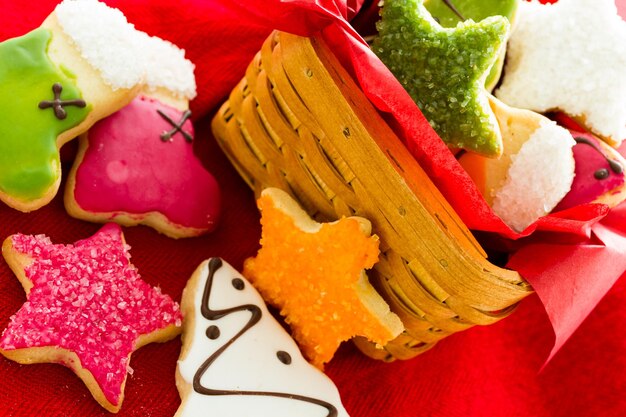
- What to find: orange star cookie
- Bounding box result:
[243,188,404,368]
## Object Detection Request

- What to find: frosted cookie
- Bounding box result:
[65,35,221,239]
[175,258,350,417]
[138,32,198,106]
[0,223,182,413]
[554,132,626,211]
[243,188,403,368]
[373,0,510,157]
[495,0,626,146]
[459,98,575,232]
[0,0,145,212]
[423,0,519,91]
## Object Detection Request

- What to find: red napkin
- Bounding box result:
[0,1,626,417]
[509,203,626,363]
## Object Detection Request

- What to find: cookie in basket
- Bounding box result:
[495,0,626,146]
[243,188,404,368]
[0,0,147,212]
[423,0,520,91]
[65,32,221,239]
[373,0,510,157]
[176,257,350,417]
[459,98,577,232]
[461,99,626,231]
[0,223,182,413]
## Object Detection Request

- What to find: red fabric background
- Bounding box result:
[0,1,625,416]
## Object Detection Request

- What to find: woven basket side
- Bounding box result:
[212,31,532,361]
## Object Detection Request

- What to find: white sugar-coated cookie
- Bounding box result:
[496,0,626,146]
[459,98,575,232]
[45,0,145,121]
[175,258,350,417]
[138,32,197,105]
[53,0,145,90]
[491,119,575,232]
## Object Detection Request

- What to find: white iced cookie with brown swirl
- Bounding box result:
[175,258,350,417]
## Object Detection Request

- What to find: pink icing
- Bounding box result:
[0,223,182,406]
[73,96,220,231]
[555,132,625,211]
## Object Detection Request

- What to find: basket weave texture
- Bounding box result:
[212,31,533,361]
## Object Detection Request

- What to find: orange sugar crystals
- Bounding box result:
[243,188,404,368]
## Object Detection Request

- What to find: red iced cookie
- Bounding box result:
[65,96,221,238]
[0,223,182,412]
[555,131,626,211]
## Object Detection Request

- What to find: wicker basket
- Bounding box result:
[211,31,533,361]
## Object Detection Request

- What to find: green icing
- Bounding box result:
[424,0,518,30]
[424,0,519,90]
[0,28,90,201]
[373,0,509,157]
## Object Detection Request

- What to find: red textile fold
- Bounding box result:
[508,202,626,364]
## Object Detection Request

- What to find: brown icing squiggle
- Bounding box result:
[38,82,86,120]
[192,257,339,417]
[157,108,193,142]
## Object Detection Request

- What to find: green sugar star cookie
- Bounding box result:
[424,0,519,90]
[373,0,510,157]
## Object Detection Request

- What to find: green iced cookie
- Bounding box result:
[373,0,509,157]
[0,28,90,202]
[424,0,519,90]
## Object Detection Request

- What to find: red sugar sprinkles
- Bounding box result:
[0,223,182,407]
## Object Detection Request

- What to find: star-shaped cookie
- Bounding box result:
[373,0,510,156]
[423,0,519,90]
[495,0,626,146]
[243,188,403,369]
[0,223,182,412]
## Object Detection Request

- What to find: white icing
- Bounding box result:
[495,0,626,142]
[176,259,350,417]
[493,119,575,232]
[55,0,145,90]
[137,32,197,100]
[55,0,196,97]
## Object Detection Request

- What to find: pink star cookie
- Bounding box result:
[0,223,182,412]
[65,96,221,238]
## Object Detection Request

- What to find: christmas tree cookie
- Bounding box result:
[0,223,182,412]
[495,0,626,146]
[0,0,146,212]
[176,258,350,417]
[373,0,510,157]
[65,33,221,238]
[243,188,403,368]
